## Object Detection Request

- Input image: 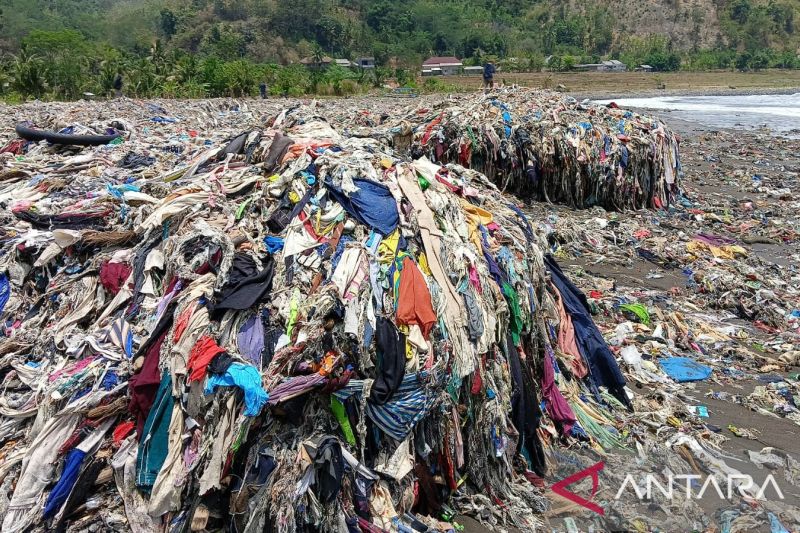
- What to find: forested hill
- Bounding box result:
[1,0,798,67]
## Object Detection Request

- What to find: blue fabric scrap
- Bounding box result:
[659,357,712,383]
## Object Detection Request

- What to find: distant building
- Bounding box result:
[335,58,353,68]
[601,60,627,71]
[300,56,333,70]
[637,64,654,72]
[463,66,483,76]
[422,56,463,76]
[355,57,375,69]
[574,60,627,72]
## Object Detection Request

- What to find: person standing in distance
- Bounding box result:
[482,62,496,92]
[113,73,123,98]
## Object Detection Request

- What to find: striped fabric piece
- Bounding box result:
[108,315,133,358]
[334,373,433,441]
[267,373,326,405]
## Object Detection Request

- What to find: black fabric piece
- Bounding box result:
[323,299,345,321]
[264,133,294,173]
[15,124,120,147]
[262,325,282,367]
[21,296,43,322]
[266,194,293,233]
[245,447,277,487]
[198,491,228,531]
[229,433,258,493]
[229,442,277,533]
[505,333,546,476]
[273,395,308,426]
[119,152,156,169]
[211,253,275,318]
[53,456,106,533]
[208,352,234,375]
[127,234,163,318]
[283,255,294,285]
[244,133,261,164]
[13,210,107,230]
[312,437,344,504]
[368,317,406,406]
[220,131,249,157]
[176,495,202,533]
[265,185,312,234]
[344,396,363,449]
[363,419,380,467]
[545,255,631,409]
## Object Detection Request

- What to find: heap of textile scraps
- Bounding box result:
[0,99,632,533]
[393,88,681,211]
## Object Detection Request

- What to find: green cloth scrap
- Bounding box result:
[619,303,650,325]
[330,396,356,446]
[503,282,523,345]
[235,197,253,220]
[416,171,430,191]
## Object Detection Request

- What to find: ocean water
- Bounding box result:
[595,93,800,137]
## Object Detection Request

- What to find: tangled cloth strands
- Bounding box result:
[386,88,682,210]
[0,93,645,533]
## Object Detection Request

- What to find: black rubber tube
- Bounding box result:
[15,124,121,146]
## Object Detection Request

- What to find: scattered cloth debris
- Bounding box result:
[0,88,797,533]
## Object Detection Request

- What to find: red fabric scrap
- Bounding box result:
[99,261,132,295]
[113,421,135,446]
[187,336,226,383]
[395,257,437,339]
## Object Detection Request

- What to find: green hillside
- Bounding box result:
[0,0,798,100]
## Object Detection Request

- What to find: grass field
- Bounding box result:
[442,69,800,97]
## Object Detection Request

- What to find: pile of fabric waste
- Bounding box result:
[0,92,642,533]
[519,120,800,531]
[381,90,682,210]
[1,88,796,533]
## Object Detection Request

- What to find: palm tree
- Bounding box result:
[149,39,168,76]
[309,44,327,93]
[11,49,48,99]
[311,44,326,69]
[98,60,120,96]
[129,57,159,97]
[175,55,199,84]
[0,60,10,96]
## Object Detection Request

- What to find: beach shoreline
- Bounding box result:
[577,84,800,100]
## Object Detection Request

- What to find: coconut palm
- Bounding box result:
[11,49,48,99]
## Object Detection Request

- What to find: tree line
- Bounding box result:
[1,0,798,103]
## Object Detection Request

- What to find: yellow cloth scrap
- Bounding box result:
[377,229,401,264]
[686,240,747,260]
[459,199,493,251]
[417,251,432,276]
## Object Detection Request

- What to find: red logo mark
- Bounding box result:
[551,461,605,515]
